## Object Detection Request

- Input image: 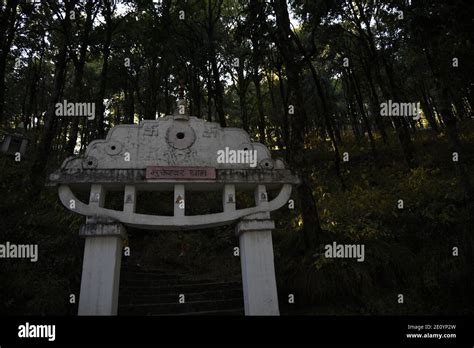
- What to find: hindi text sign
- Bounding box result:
[146,166,216,180]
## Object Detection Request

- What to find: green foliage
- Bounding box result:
[0,155,83,315]
[273,128,474,315]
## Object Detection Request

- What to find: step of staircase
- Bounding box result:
[120,288,243,305]
[169,308,244,316]
[120,280,243,294]
[118,264,244,316]
[119,298,244,315]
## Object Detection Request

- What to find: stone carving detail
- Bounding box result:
[105,141,122,156]
[57,116,274,170]
[144,125,159,136]
[203,124,218,138]
[163,148,197,166]
[90,192,100,203]
[82,156,98,169]
[166,122,196,149]
[259,158,274,169]
[49,114,300,232]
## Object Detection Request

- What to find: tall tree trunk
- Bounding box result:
[249,4,266,142]
[164,75,171,115]
[191,63,202,118]
[272,0,323,247]
[65,65,84,155]
[66,0,94,154]
[207,0,226,127]
[437,84,473,201]
[206,67,213,122]
[144,56,157,120]
[25,45,44,130]
[96,1,113,139]
[423,42,473,201]
[292,32,346,189]
[237,63,249,132]
[354,2,415,166]
[124,78,135,124]
[348,69,378,160]
[0,0,18,124]
[342,76,362,143]
[361,55,388,144]
[210,49,226,127]
[276,63,290,152]
[30,6,71,191]
[381,55,416,167]
[420,88,439,132]
[266,70,282,146]
[253,73,266,142]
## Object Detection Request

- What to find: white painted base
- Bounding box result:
[238,230,279,315]
[78,236,123,315]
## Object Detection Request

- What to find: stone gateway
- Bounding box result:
[48,99,299,316]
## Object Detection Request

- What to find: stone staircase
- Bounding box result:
[118,264,244,315]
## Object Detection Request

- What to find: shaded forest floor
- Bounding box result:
[0,123,473,315]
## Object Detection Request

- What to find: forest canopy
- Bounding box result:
[0,0,473,315]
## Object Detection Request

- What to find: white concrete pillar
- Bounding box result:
[123,185,136,213]
[174,184,185,217]
[237,228,279,315]
[78,184,126,315]
[78,227,125,315]
[223,184,236,212]
[255,184,268,206]
[236,184,279,316]
[89,184,105,207]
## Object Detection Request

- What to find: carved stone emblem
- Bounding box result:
[166,121,196,149]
